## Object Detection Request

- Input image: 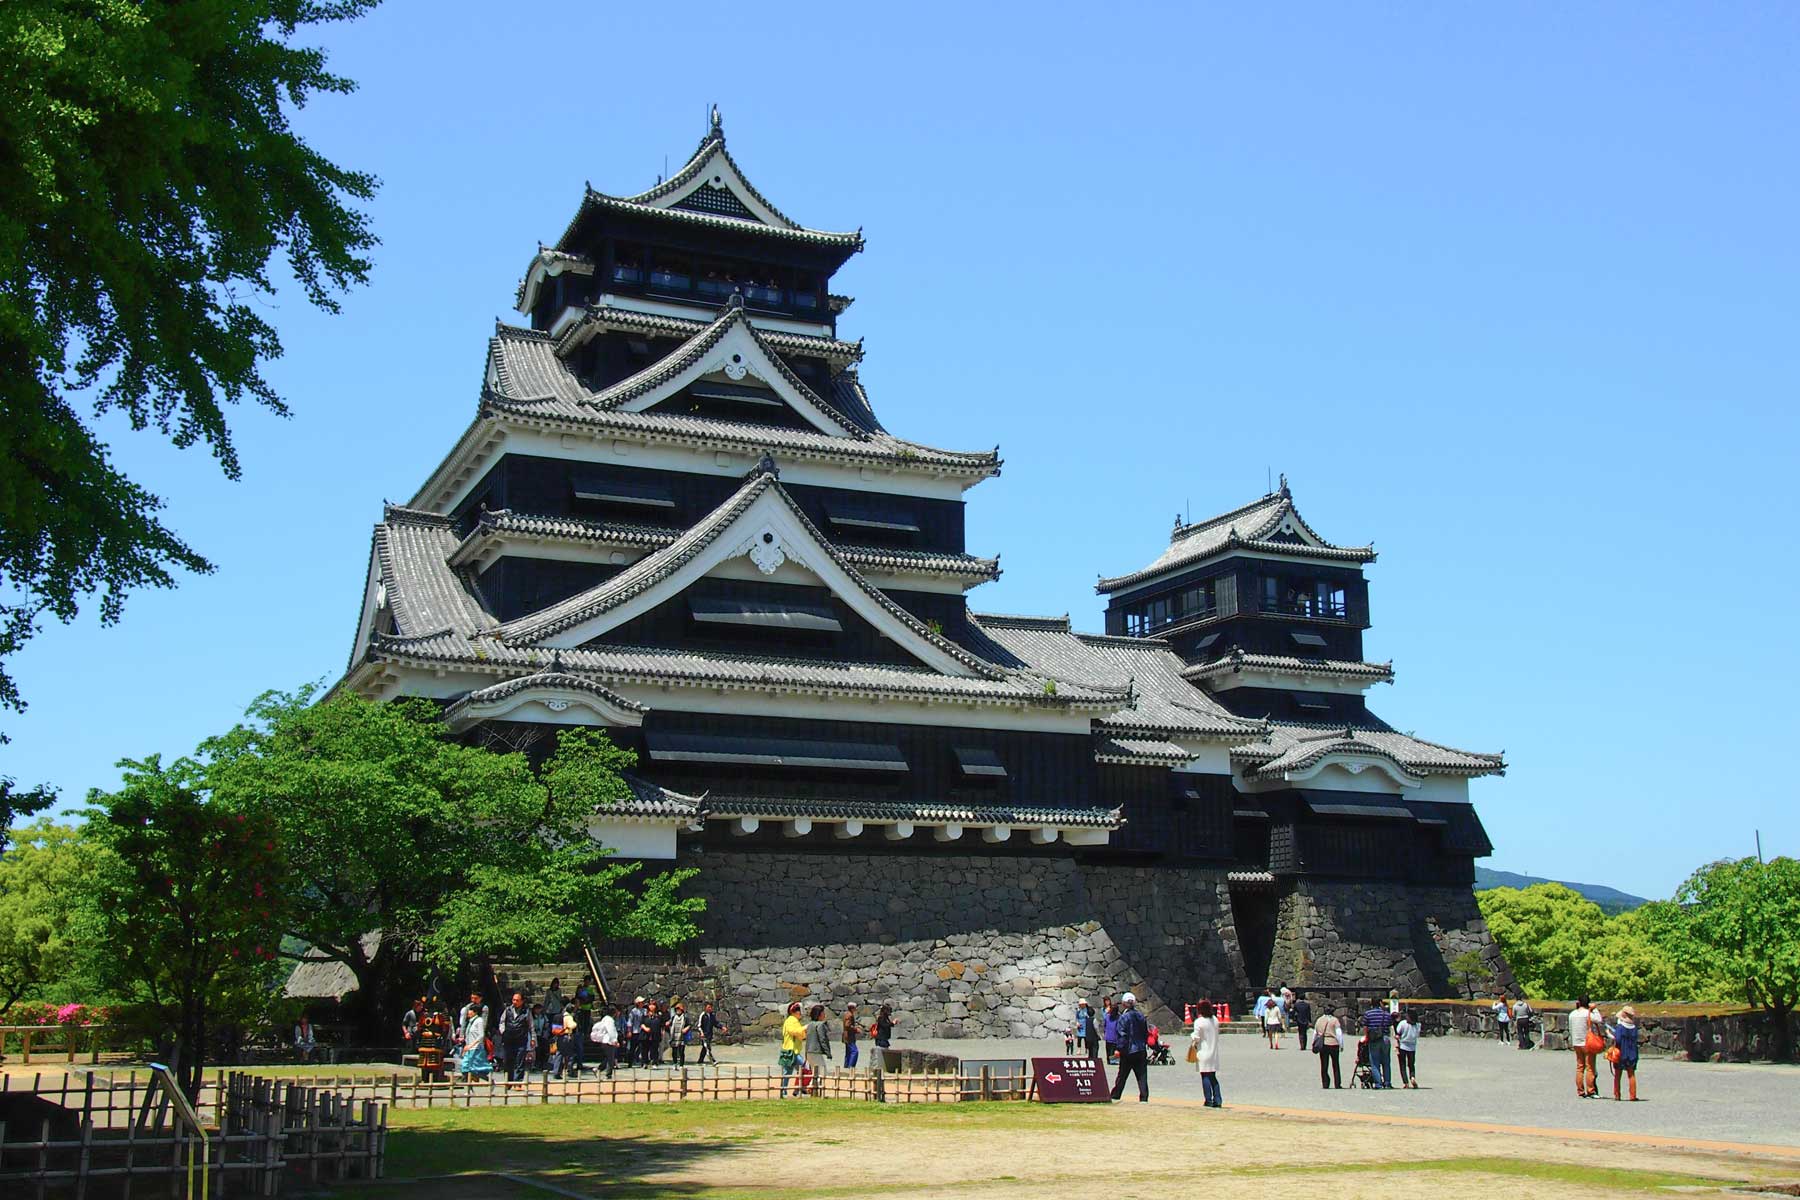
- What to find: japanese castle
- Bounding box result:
[338,110,1506,1007]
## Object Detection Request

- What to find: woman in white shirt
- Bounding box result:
[1190,999,1223,1107]
[1394,1012,1420,1088]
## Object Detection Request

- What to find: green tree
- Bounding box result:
[0,0,379,729]
[1667,857,1800,1060]
[202,691,702,1038]
[1448,948,1486,999]
[1584,903,1716,1003]
[1476,883,1607,998]
[0,818,94,1013]
[82,756,288,1098]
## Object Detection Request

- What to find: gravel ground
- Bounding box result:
[702,1028,1800,1148]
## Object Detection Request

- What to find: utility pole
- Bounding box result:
[1755,829,1764,863]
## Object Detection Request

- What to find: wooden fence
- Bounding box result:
[0,1069,385,1197]
[168,1065,1028,1108]
[0,1026,111,1066]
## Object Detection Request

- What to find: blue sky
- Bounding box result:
[7,2,1796,900]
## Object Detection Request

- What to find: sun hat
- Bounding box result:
[1618,1005,1637,1022]
[1121,992,1137,1004]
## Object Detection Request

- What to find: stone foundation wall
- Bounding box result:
[686,852,1503,1038]
[1268,880,1509,998]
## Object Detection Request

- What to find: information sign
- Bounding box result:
[1031,1056,1109,1102]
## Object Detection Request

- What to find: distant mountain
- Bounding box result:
[1474,866,1650,913]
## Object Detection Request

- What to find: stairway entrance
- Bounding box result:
[1229,887,1278,991]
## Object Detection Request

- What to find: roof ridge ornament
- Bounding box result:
[748,452,780,481]
[710,104,723,137]
[1279,473,1291,498]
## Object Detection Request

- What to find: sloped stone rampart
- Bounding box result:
[684,853,1489,1037]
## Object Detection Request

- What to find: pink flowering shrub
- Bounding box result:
[56,1003,86,1026]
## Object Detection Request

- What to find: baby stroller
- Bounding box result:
[1352,1036,1377,1089]
[1146,1025,1171,1066]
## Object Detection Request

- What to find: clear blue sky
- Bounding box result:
[7,3,1796,901]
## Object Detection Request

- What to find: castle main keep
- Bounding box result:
[337,111,1508,1034]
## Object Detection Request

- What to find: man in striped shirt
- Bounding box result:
[1361,1001,1393,1089]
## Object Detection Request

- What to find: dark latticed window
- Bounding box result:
[675,186,758,220]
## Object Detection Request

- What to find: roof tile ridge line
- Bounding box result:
[382,502,454,526]
[493,321,557,344]
[573,304,741,410]
[573,305,870,440]
[1104,719,1258,741]
[477,400,997,472]
[616,127,724,207]
[463,509,994,577]
[583,305,864,359]
[574,185,862,245]
[456,669,647,712]
[1172,490,1289,542]
[1273,493,1368,554]
[1235,535,1376,559]
[969,612,1072,630]
[1364,726,1506,765]
[1072,630,1172,648]
[494,469,777,643]
[370,624,458,647]
[1159,695,1264,728]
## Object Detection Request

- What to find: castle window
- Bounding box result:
[571,471,675,511]
[954,747,1008,778]
[688,595,842,632]
[1290,631,1329,649]
[1292,692,1332,712]
[824,498,920,534]
[646,730,908,771]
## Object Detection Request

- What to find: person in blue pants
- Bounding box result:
[1361,1000,1393,1088]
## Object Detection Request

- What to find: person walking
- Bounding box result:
[697,1001,724,1065]
[1314,1008,1344,1088]
[458,1006,491,1079]
[530,1003,549,1071]
[1361,999,1393,1089]
[780,1002,807,1097]
[1606,1005,1642,1101]
[803,1004,834,1095]
[1513,996,1534,1049]
[1190,998,1222,1107]
[498,992,533,1083]
[1494,994,1512,1043]
[872,1004,896,1053]
[668,1003,689,1067]
[1109,993,1151,1102]
[1262,991,1286,1050]
[625,996,647,1068]
[842,1003,861,1069]
[568,988,589,1076]
[590,1005,619,1078]
[1569,997,1599,1098]
[1292,993,1313,1051]
[1103,998,1121,1064]
[1394,1009,1420,1088]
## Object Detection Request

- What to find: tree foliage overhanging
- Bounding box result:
[0,0,379,743]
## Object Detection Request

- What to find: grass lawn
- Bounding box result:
[339,1100,1793,1200]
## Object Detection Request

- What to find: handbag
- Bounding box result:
[1584,1030,1605,1055]
[1186,1040,1199,1063]
[1604,1044,1622,1065]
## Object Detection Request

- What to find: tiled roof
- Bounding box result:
[513,248,594,309]
[442,671,645,725]
[620,110,806,232]
[496,305,867,440]
[492,469,1007,680]
[482,326,995,477]
[972,615,1264,740]
[455,509,1000,581]
[1182,650,1395,685]
[701,795,1123,829]
[563,189,863,248]
[614,774,703,821]
[1227,870,1276,886]
[374,506,497,638]
[568,305,863,370]
[1097,484,1376,594]
[368,636,1126,710]
[1095,734,1194,765]
[828,293,854,314]
[1232,722,1505,779]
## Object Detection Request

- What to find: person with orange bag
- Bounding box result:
[1606,1006,1642,1100]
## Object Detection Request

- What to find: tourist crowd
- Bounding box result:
[388,977,1647,1107]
